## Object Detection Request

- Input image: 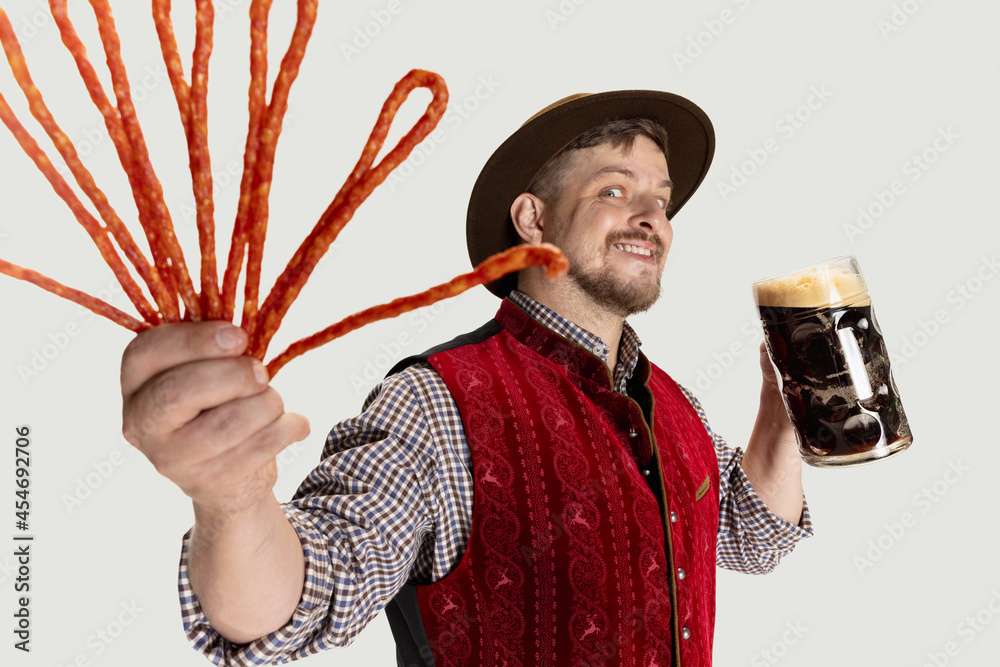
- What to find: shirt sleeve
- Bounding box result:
[678,386,814,575]
[176,363,473,665]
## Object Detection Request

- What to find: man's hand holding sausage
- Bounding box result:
[121,321,310,644]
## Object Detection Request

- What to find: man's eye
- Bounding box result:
[601,188,623,197]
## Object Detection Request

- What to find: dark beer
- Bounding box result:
[754,257,911,467]
[758,303,910,464]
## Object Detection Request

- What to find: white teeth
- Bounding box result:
[615,243,651,257]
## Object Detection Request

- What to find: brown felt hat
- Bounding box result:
[466,89,716,298]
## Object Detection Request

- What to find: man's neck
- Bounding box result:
[518,283,626,373]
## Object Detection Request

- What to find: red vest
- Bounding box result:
[405,300,719,666]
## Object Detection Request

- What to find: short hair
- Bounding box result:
[526,117,670,207]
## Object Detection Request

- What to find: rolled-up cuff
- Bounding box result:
[177,504,336,665]
[717,450,814,574]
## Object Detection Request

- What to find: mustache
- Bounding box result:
[606,231,665,254]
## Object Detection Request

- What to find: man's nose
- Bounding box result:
[630,193,669,232]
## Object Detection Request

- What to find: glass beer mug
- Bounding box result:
[752,256,912,467]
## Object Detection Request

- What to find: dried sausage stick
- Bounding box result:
[84,0,180,309]
[0,87,158,324]
[3,3,501,379]
[89,0,200,318]
[0,9,163,323]
[264,245,569,376]
[47,0,177,320]
[249,69,448,359]
[221,0,272,321]
[152,0,221,319]
[241,0,318,337]
[162,0,219,318]
[150,0,190,133]
[0,258,149,333]
[190,0,220,318]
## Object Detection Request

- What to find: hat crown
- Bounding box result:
[521,93,592,126]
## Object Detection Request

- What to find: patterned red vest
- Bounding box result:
[391,300,719,667]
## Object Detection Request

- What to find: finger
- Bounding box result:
[759,341,780,385]
[121,321,248,398]
[123,355,268,445]
[182,412,311,503]
[163,387,288,470]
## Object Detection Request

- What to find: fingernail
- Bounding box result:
[216,326,243,351]
[252,361,269,385]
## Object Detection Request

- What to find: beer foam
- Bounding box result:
[754,266,869,308]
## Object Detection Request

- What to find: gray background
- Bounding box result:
[0,0,997,665]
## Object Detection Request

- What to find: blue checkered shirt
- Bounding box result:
[177,290,813,664]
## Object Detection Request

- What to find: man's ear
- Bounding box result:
[510,193,547,245]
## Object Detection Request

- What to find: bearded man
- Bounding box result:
[122,90,812,667]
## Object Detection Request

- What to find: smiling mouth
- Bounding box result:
[613,243,653,258]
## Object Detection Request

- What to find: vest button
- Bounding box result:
[640,468,651,477]
[628,428,638,438]
[677,567,686,580]
[670,511,678,523]
[682,627,691,640]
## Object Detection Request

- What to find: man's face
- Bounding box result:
[542,135,673,317]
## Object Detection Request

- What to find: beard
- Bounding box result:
[563,231,666,317]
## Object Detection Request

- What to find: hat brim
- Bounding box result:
[466,89,716,298]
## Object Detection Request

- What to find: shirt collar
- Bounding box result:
[507,290,643,391]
